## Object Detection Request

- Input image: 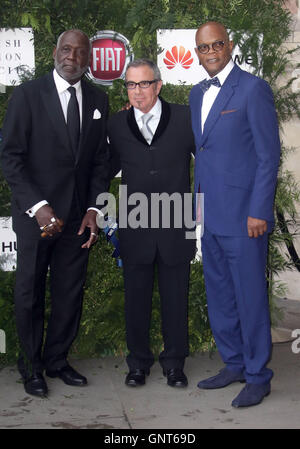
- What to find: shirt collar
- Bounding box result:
[134,97,162,121]
[53,69,81,94]
[203,59,235,86]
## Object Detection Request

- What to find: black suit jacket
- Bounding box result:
[107,99,196,265]
[0,72,109,237]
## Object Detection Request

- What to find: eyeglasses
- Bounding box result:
[196,40,225,54]
[124,80,158,90]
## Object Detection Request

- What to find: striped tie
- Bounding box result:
[140,113,153,144]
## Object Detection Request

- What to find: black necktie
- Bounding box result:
[199,77,221,93]
[67,86,80,156]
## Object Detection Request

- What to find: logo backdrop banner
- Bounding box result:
[0,217,17,271]
[86,30,134,86]
[157,29,262,85]
[0,28,35,86]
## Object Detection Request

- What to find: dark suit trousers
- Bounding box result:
[15,207,89,375]
[123,250,190,372]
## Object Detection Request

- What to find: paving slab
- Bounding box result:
[1,341,300,430]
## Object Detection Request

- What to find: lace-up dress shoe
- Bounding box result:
[46,365,87,386]
[232,382,271,408]
[163,369,188,388]
[125,369,149,387]
[23,373,48,397]
[197,367,245,389]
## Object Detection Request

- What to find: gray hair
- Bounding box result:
[56,30,92,57]
[125,58,162,81]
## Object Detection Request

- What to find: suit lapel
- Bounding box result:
[127,97,171,145]
[127,107,146,144]
[40,72,73,160]
[152,98,170,143]
[201,64,240,146]
[78,80,94,163]
[197,89,204,141]
[190,85,204,146]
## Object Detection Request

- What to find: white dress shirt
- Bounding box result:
[27,70,83,217]
[134,97,162,139]
[201,59,234,133]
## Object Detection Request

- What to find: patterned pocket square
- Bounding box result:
[221,109,237,115]
[93,109,101,119]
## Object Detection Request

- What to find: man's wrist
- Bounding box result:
[26,200,49,217]
[87,207,104,216]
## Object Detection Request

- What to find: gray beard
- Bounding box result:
[54,59,88,82]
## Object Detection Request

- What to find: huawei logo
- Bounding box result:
[163,46,193,69]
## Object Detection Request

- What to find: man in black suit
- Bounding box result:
[108,59,195,388]
[0,30,109,397]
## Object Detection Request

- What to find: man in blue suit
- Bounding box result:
[189,22,281,407]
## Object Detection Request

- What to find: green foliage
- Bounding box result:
[0,239,213,368]
[188,261,214,353]
[71,232,126,358]
[0,0,299,367]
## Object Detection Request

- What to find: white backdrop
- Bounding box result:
[0,27,35,86]
[0,217,16,271]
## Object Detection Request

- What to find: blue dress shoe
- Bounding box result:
[231,382,271,408]
[197,367,245,389]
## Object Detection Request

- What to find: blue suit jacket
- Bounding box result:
[189,64,281,236]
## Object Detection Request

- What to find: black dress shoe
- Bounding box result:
[23,373,48,397]
[163,368,188,388]
[125,369,149,387]
[46,365,87,386]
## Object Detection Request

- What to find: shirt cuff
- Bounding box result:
[26,200,48,217]
[87,207,104,216]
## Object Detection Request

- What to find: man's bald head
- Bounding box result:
[195,22,229,45]
[56,30,92,57]
[53,29,91,84]
[195,21,234,77]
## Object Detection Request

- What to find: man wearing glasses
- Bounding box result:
[189,22,281,407]
[108,59,195,388]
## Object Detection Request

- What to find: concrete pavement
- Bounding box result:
[0,298,299,430]
[0,344,300,429]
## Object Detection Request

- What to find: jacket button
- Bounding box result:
[199,146,204,152]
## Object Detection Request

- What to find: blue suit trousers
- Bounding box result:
[201,228,273,384]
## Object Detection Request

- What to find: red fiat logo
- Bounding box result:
[86,31,134,86]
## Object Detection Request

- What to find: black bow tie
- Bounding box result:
[199,77,221,93]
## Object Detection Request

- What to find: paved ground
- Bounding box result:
[0,343,300,430]
[0,298,299,431]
